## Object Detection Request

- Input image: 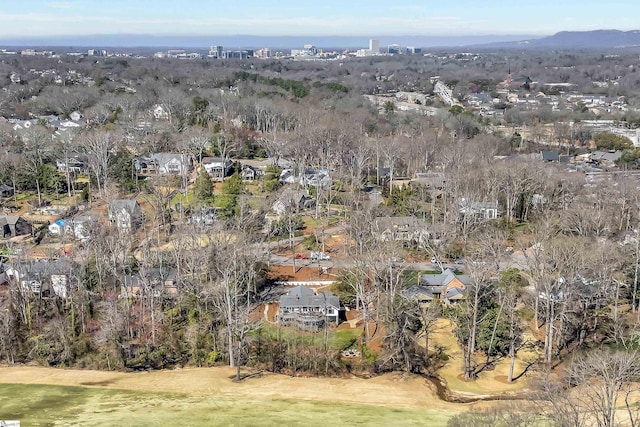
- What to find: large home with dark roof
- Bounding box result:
[120,267,180,298]
[402,268,470,305]
[6,259,78,297]
[134,153,193,176]
[277,286,341,331]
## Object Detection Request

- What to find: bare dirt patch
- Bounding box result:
[268,265,337,282]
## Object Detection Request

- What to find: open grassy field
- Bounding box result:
[0,366,463,426]
[0,383,455,427]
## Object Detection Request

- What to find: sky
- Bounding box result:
[1,0,638,38]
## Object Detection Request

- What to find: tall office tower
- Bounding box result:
[209,45,223,58]
[369,39,380,54]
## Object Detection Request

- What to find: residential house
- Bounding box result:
[6,259,78,297]
[459,199,500,220]
[0,215,32,238]
[48,219,66,235]
[133,156,158,175]
[590,150,622,167]
[202,157,233,181]
[188,208,218,226]
[121,267,180,297]
[411,172,446,190]
[66,216,94,241]
[241,165,258,181]
[279,169,297,184]
[300,168,331,189]
[48,216,94,241]
[134,153,193,176]
[402,268,470,305]
[272,188,315,216]
[108,199,144,230]
[56,155,88,174]
[375,216,442,246]
[541,151,560,162]
[0,184,14,198]
[277,286,341,331]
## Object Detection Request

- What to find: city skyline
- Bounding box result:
[1,0,639,38]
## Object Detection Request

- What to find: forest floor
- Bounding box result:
[0,366,469,426]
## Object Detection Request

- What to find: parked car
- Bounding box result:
[310,251,331,260]
[454,259,465,265]
[295,253,308,259]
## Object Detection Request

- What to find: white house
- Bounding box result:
[201,157,233,181]
[48,219,66,235]
[69,216,94,241]
[108,200,144,230]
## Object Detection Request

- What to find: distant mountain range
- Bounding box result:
[478,30,640,49]
[1,30,639,50]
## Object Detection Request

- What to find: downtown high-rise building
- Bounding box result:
[369,39,380,54]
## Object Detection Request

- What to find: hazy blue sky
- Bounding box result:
[1,0,638,37]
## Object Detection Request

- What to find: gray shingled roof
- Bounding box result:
[542,151,560,162]
[402,285,440,300]
[11,259,77,278]
[591,150,622,163]
[0,215,20,226]
[123,267,178,287]
[375,216,428,231]
[420,268,471,287]
[109,199,139,214]
[280,286,340,310]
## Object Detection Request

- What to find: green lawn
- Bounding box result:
[303,216,342,228]
[254,324,360,352]
[0,383,454,426]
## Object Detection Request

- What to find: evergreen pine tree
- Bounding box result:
[194,166,214,205]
